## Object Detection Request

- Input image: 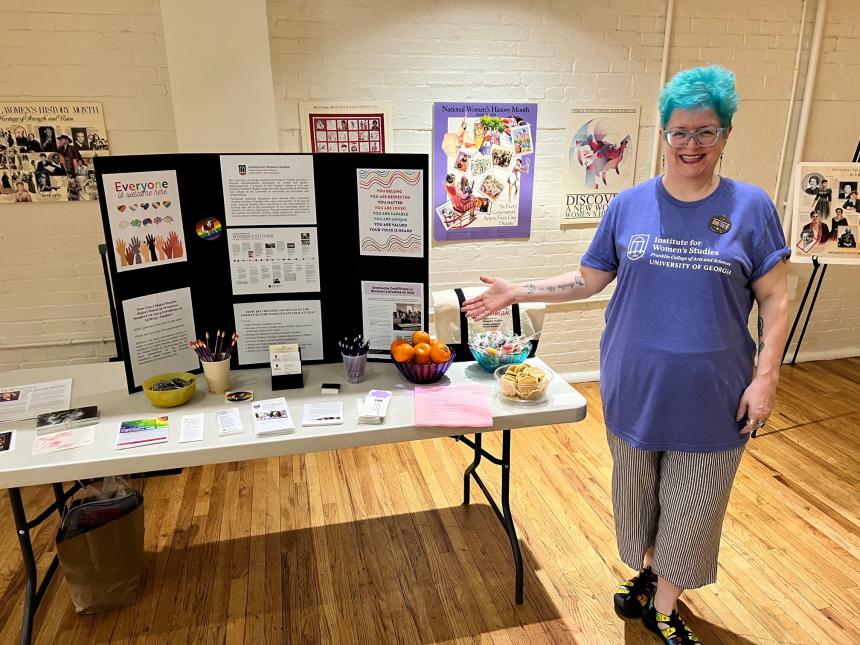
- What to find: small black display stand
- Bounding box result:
[95,153,430,392]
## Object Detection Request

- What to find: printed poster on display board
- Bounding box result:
[561,106,640,224]
[432,102,537,241]
[356,168,423,258]
[103,170,187,272]
[233,300,324,364]
[220,154,317,226]
[361,281,424,359]
[0,101,110,204]
[300,101,393,154]
[791,162,860,264]
[227,227,321,295]
[121,287,198,389]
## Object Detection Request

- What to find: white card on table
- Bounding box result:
[180,413,205,443]
[216,408,244,436]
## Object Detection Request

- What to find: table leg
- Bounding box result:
[463,432,482,505]
[500,430,524,604]
[8,488,38,645]
[456,429,524,604]
[7,482,82,645]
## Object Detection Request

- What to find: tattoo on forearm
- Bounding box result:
[525,273,586,296]
[757,315,764,355]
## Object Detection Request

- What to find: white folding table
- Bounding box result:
[0,359,587,645]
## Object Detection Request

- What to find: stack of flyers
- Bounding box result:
[252,397,295,437]
[357,390,391,424]
[116,416,169,450]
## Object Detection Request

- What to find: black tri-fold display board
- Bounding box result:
[95,153,430,393]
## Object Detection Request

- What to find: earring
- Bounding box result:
[719,153,723,175]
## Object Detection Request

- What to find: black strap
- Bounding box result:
[454,288,470,347]
[512,303,521,335]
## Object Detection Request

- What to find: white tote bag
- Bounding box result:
[431,287,545,361]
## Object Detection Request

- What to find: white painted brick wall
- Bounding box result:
[0,0,177,371]
[1,0,858,377]
[269,0,860,377]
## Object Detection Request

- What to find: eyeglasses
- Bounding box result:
[663,127,728,148]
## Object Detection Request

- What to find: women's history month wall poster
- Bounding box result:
[791,162,860,264]
[433,102,537,241]
[0,101,110,204]
[561,106,640,224]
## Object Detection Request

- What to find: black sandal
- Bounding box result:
[613,566,657,618]
[642,598,703,644]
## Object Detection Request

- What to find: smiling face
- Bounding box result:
[662,108,730,185]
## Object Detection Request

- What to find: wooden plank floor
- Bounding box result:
[1,357,858,644]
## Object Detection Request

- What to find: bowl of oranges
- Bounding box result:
[391,331,455,384]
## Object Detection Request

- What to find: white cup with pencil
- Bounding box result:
[191,329,238,394]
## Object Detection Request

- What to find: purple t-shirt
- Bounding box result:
[581,177,790,452]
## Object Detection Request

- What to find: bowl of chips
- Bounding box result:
[142,372,197,407]
[494,363,551,403]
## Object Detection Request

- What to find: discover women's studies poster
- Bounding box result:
[233,300,324,364]
[356,168,423,258]
[121,287,198,389]
[561,106,640,224]
[227,228,321,295]
[791,162,860,265]
[432,102,537,241]
[103,170,187,272]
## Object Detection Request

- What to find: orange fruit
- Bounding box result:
[392,344,415,363]
[413,343,432,364]
[412,331,432,346]
[431,338,447,348]
[430,344,451,364]
[390,338,408,353]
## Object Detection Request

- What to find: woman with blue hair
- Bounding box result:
[461,65,789,644]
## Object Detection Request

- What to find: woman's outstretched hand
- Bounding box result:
[460,276,519,321]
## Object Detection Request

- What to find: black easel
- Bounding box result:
[783,139,860,364]
[98,244,123,362]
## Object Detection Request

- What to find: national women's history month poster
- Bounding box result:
[791,162,860,265]
[432,102,537,241]
[300,101,393,154]
[0,101,110,204]
[561,106,640,224]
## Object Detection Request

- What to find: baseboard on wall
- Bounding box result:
[789,345,860,364]
[558,347,860,385]
[558,369,600,384]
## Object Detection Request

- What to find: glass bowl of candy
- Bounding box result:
[468,331,533,372]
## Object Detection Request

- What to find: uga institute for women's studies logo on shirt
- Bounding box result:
[627,234,650,260]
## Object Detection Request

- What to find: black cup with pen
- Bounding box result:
[339,335,369,384]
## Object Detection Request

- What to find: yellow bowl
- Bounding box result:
[142,372,197,408]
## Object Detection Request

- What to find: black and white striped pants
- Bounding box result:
[606,430,745,589]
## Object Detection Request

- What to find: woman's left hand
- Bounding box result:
[735,376,777,434]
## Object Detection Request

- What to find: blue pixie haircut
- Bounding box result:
[659,65,739,129]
